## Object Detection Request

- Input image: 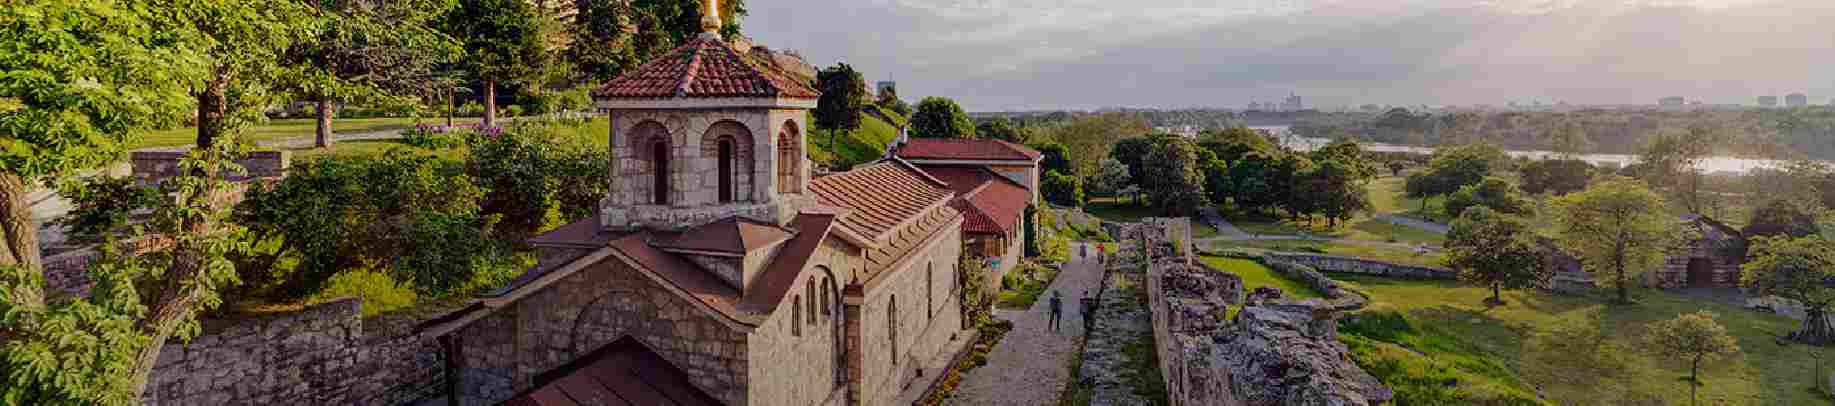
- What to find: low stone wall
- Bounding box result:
[131,150,290,185]
[143,298,450,406]
[1263,252,1456,280]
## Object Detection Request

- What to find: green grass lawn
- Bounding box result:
[1335,275,1830,405]
[806,111,899,170]
[1198,255,1323,299]
[998,262,1062,310]
[132,116,482,150]
[1207,239,1445,268]
[1221,176,1447,245]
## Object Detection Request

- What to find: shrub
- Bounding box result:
[467,121,609,243]
[503,105,524,118]
[401,124,464,149]
[308,268,419,317]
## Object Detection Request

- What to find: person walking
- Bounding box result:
[1048,290,1063,332]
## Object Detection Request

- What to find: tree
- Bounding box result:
[1554,177,1686,303]
[445,0,550,128]
[813,63,866,151]
[1041,170,1083,207]
[1743,198,1820,239]
[1049,113,1150,177]
[1386,160,1407,177]
[910,96,975,138]
[1089,158,1133,197]
[1444,177,1528,219]
[1643,311,1740,406]
[1404,169,1449,216]
[1272,154,1317,221]
[1302,159,1371,227]
[1198,126,1275,163]
[1227,152,1280,214]
[876,87,911,117]
[1444,207,1549,305]
[285,0,457,148]
[1520,159,1595,196]
[1111,137,1157,202]
[977,117,1025,143]
[1742,235,1835,344]
[1032,141,1074,176]
[1547,121,1592,159]
[1639,126,1726,213]
[1141,139,1208,217]
[1310,139,1377,180]
[1202,158,1232,207]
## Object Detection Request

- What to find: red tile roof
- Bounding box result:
[808,160,955,244]
[653,217,794,255]
[896,138,1042,162]
[504,336,722,406]
[593,37,820,100]
[605,233,765,325]
[917,167,1029,235]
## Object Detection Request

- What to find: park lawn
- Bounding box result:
[281,139,468,161]
[1368,175,1447,222]
[1334,275,1828,405]
[1197,255,1323,299]
[1207,239,1445,268]
[132,116,481,150]
[1224,212,1445,245]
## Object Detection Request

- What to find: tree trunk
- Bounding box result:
[1613,238,1629,304]
[196,69,229,149]
[1791,306,1835,345]
[0,172,43,307]
[1689,355,1700,406]
[483,80,497,128]
[1491,283,1502,305]
[446,86,454,127]
[314,98,335,148]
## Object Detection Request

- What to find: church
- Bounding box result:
[424,1,981,405]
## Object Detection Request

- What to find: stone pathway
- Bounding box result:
[1197,207,1246,238]
[949,242,1108,405]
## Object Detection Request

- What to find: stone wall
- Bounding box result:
[142,298,448,406]
[131,150,290,185]
[1263,252,1456,280]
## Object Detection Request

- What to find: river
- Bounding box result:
[1249,125,1786,175]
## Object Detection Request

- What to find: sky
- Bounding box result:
[743,0,1835,111]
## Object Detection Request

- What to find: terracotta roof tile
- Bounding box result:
[652,217,794,254]
[917,166,1030,234]
[506,336,722,406]
[593,37,820,100]
[808,160,954,243]
[896,138,1042,162]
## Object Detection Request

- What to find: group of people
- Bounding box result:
[1045,243,1107,333]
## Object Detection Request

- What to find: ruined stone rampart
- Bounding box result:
[1263,252,1455,280]
[142,298,451,406]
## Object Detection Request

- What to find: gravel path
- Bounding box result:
[950,242,1107,406]
[1197,207,1247,238]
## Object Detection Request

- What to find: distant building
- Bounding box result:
[1786,93,1809,107]
[876,81,897,98]
[1758,95,1779,107]
[1282,94,1304,112]
[1659,96,1685,107]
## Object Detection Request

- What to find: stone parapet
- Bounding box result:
[1263,252,1456,280]
[131,150,290,186]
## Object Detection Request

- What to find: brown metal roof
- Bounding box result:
[652,217,794,255]
[505,336,722,406]
[592,36,820,100]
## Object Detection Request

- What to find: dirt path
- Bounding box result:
[949,242,1107,405]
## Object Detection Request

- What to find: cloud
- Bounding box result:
[744,0,1835,111]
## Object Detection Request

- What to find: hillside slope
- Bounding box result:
[807,109,902,170]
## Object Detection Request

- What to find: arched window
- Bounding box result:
[821,277,832,318]
[806,281,816,325]
[652,140,670,205]
[926,263,933,319]
[792,295,802,337]
[777,120,802,194]
[888,295,898,365]
[717,138,734,203]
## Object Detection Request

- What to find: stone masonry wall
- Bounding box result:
[142,298,448,406]
[131,150,290,185]
[1263,252,1456,280]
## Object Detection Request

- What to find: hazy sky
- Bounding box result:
[743,0,1835,111]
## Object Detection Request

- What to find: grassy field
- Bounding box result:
[132,116,482,150]
[806,111,900,170]
[1205,239,1445,268]
[279,117,609,161]
[1336,275,1830,405]
[1197,255,1323,299]
[1220,176,1448,245]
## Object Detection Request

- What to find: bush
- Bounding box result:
[308,268,419,317]
[467,121,610,243]
[401,124,465,149]
[503,105,524,118]
[457,100,486,117]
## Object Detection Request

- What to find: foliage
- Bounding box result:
[1309,139,1378,180]
[1032,141,1074,176]
[1197,125,1276,163]
[1642,311,1739,390]
[1048,113,1151,177]
[307,267,419,317]
[1024,205,1040,257]
[1444,177,1529,219]
[1519,159,1594,196]
[562,0,699,82]
[1546,121,1592,159]
[442,0,549,126]
[1554,176,1686,303]
[400,125,467,149]
[1638,126,1726,212]
[1300,158,1371,227]
[2,148,251,405]
[976,116,1027,143]
[876,87,911,117]
[233,153,498,299]
[1226,151,1281,214]
[467,122,611,242]
[1201,158,1231,205]
[280,0,458,145]
[1110,136,1158,191]
[957,245,993,326]
[1741,235,1835,344]
[516,85,594,115]
[53,177,161,246]
[1140,138,1207,217]
[1338,311,1544,406]
[1741,198,1820,239]
[910,96,975,138]
[1089,158,1133,197]
[997,262,1061,309]
[1444,207,1548,305]
[1042,170,1085,208]
[813,63,867,150]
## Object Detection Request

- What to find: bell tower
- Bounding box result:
[592,0,822,231]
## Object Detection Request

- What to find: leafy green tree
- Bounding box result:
[1201,157,1232,206]
[286,0,458,148]
[1031,141,1074,176]
[1302,159,1371,227]
[876,86,911,117]
[911,96,975,138]
[1547,121,1592,159]
[1428,142,1507,190]
[1041,170,1084,207]
[1089,158,1133,197]
[1742,198,1820,239]
[1444,207,1548,305]
[1639,126,1726,212]
[1444,177,1528,219]
[1227,152,1280,215]
[1520,159,1595,196]
[1273,153,1316,221]
[1642,311,1740,405]
[1404,169,1449,216]
[977,117,1026,143]
[1111,136,1159,202]
[1310,139,1377,180]
[813,63,866,151]
[564,0,686,82]
[1049,113,1150,177]
[1198,125,1275,163]
[637,0,748,44]
[444,0,550,128]
[1141,139,1208,217]
[1742,235,1835,344]
[1554,176,1686,303]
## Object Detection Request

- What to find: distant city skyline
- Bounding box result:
[748,0,1835,111]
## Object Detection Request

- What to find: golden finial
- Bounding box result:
[700,0,721,36]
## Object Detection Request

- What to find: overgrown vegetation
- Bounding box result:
[1198,255,1323,299]
[998,262,1062,310]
